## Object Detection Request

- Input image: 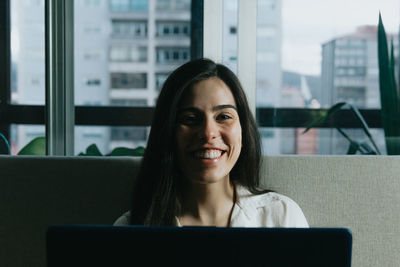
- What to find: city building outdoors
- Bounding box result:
[9,0,399,155]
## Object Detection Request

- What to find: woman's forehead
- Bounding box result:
[179,77,237,108]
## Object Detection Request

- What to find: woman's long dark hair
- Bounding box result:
[130,58,267,226]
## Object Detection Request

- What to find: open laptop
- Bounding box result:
[47,225,352,267]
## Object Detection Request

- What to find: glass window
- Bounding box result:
[110,73,147,89]
[11,0,45,105]
[220,0,398,154]
[156,22,190,37]
[10,124,45,155]
[110,0,148,12]
[156,47,190,64]
[112,20,147,38]
[155,73,169,91]
[156,0,191,11]
[110,45,147,62]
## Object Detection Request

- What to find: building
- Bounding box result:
[12,0,191,155]
[222,0,282,154]
[320,25,397,154]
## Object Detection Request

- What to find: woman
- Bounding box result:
[114,58,308,227]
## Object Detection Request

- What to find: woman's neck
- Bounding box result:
[178,179,236,227]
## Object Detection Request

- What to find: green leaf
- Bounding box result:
[378,13,400,154]
[79,144,103,156]
[346,142,359,155]
[302,102,347,134]
[109,146,145,156]
[0,133,10,154]
[347,103,381,154]
[18,137,46,155]
[359,142,377,155]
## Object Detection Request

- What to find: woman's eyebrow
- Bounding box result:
[212,104,237,111]
[178,104,237,113]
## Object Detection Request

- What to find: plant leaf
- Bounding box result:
[108,146,145,156]
[18,137,46,155]
[0,133,10,154]
[79,144,103,156]
[378,13,400,154]
[347,103,381,154]
[359,142,377,155]
[346,142,359,155]
[302,102,347,134]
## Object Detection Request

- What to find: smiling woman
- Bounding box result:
[114,58,308,227]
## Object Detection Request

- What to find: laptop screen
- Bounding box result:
[47,225,352,267]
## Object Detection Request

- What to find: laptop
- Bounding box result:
[47,225,352,267]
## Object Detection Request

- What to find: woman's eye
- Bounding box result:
[179,115,199,125]
[217,114,232,121]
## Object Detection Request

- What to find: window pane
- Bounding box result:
[10,124,45,155]
[74,0,191,154]
[222,0,398,154]
[75,126,149,156]
[11,0,45,105]
[260,127,387,155]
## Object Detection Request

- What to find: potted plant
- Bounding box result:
[304,13,400,155]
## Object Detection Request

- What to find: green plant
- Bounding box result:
[17,137,46,155]
[78,143,145,156]
[303,102,380,155]
[0,135,145,156]
[0,133,11,154]
[304,14,400,155]
[378,13,400,154]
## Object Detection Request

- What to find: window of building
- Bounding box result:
[85,78,101,87]
[156,47,190,64]
[110,99,147,106]
[109,45,147,62]
[156,0,191,11]
[155,73,169,91]
[111,127,148,141]
[112,20,147,38]
[109,0,148,12]
[156,22,190,37]
[110,73,147,89]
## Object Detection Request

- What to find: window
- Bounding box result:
[156,22,190,37]
[156,0,191,11]
[110,0,148,12]
[85,78,102,87]
[156,47,190,63]
[110,73,147,89]
[3,0,397,156]
[155,73,169,91]
[109,45,147,62]
[112,20,147,38]
[111,99,147,106]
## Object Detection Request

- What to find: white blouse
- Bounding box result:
[114,186,309,227]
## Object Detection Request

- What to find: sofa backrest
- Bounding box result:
[261,155,400,267]
[0,156,139,267]
[1,155,399,267]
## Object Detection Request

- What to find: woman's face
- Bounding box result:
[176,77,242,185]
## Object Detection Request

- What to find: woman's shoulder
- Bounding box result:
[236,185,309,227]
[113,211,131,226]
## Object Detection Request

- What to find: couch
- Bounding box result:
[0,155,399,266]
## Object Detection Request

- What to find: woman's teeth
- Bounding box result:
[194,150,222,159]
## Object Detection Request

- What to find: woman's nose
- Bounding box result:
[198,118,218,141]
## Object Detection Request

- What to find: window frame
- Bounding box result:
[0,0,384,155]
